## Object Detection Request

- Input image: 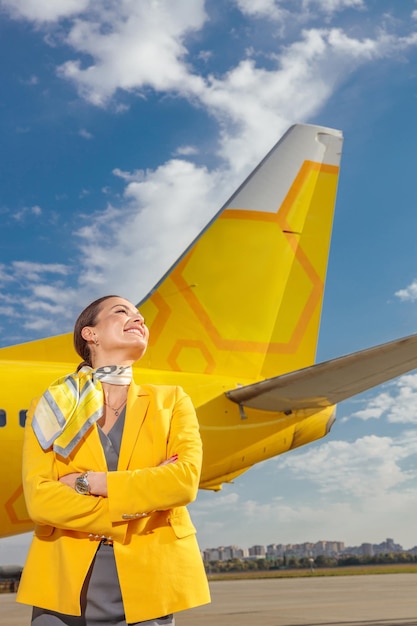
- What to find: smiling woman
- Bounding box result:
[16,295,210,625]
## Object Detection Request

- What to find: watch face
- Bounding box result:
[75,474,90,495]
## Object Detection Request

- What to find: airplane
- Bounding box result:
[1,123,417,540]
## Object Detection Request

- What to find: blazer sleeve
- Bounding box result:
[22,407,128,542]
[106,386,202,521]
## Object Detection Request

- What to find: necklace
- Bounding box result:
[104,397,127,417]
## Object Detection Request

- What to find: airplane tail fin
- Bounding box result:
[139,124,343,380]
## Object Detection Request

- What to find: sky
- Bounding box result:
[2,0,417,565]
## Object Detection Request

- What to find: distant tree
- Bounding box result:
[314,555,337,568]
[338,556,361,566]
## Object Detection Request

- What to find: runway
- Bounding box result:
[2,573,417,625]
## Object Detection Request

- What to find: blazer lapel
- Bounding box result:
[118,381,150,470]
[82,424,108,470]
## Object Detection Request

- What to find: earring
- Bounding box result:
[93,335,99,346]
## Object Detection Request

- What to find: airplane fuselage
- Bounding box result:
[0,359,335,538]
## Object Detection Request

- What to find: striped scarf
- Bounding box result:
[32,365,132,458]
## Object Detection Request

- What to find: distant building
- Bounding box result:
[376,538,402,553]
[313,541,345,556]
[203,545,245,561]
[248,545,265,558]
[203,537,407,562]
[360,543,374,556]
[266,544,283,558]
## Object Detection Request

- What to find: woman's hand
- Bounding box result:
[158,454,178,466]
[88,472,107,497]
[58,473,79,490]
[59,456,177,497]
[59,472,107,497]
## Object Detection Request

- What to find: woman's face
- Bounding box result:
[82,296,149,365]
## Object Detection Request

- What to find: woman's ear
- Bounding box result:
[81,326,94,342]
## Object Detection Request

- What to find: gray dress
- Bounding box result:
[31,410,174,626]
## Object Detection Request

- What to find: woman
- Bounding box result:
[17,295,211,625]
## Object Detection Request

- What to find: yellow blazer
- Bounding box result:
[17,381,210,623]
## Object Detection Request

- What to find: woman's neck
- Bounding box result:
[92,358,135,369]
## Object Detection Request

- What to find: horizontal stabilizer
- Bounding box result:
[226,333,417,411]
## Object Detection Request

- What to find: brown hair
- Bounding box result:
[73,295,120,367]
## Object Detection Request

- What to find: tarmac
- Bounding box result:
[2,573,417,625]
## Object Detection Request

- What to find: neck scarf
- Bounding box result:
[32,365,132,458]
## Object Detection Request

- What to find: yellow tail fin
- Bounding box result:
[139,124,343,380]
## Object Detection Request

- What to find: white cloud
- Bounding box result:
[0,0,89,22]
[351,374,417,424]
[193,27,415,172]
[197,50,212,63]
[385,374,417,424]
[20,74,39,85]
[6,1,412,177]
[12,205,43,221]
[2,2,416,288]
[0,263,78,337]
[395,279,417,302]
[234,0,364,22]
[173,145,199,156]
[352,392,395,420]
[112,168,144,183]
[0,265,13,283]
[78,128,93,140]
[0,305,16,317]
[26,300,60,316]
[234,0,289,21]
[12,261,69,281]
[196,492,240,509]
[303,0,364,13]
[277,433,417,497]
[75,159,223,302]
[57,1,207,107]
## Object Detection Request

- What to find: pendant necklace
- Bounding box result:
[104,397,127,417]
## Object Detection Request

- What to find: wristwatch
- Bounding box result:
[75,471,91,495]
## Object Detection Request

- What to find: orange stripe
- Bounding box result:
[168,339,216,374]
[5,486,32,525]
[147,291,172,347]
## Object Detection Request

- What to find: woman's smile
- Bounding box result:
[124,326,145,337]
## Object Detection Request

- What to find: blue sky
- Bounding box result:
[2,0,417,564]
